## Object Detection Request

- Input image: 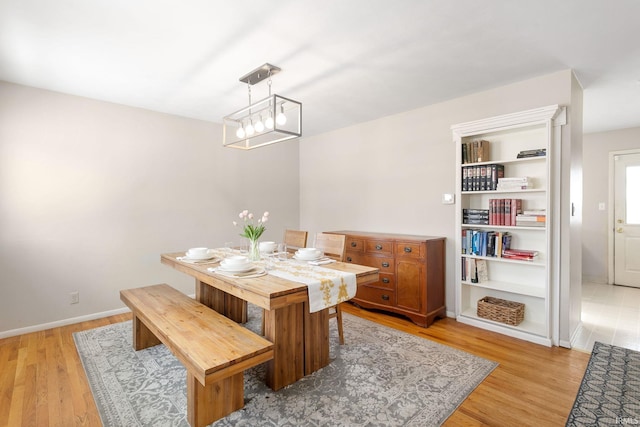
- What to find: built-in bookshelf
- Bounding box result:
[452,105,565,346]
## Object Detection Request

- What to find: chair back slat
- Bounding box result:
[314,233,346,262]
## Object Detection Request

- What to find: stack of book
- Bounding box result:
[497,176,532,190]
[515,209,546,227]
[488,198,522,226]
[516,148,546,159]
[502,248,538,261]
[461,258,489,283]
[461,164,504,191]
[463,209,489,225]
[462,139,491,164]
[461,229,511,257]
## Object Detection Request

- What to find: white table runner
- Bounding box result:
[267,260,357,313]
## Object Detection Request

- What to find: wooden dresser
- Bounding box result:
[328,231,446,327]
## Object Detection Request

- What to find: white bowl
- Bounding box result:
[188,247,209,256]
[224,255,249,266]
[295,249,321,260]
[298,247,317,253]
[259,241,277,253]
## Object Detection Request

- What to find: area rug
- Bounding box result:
[74,305,497,426]
[566,341,640,426]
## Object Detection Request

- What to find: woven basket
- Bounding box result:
[477,296,524,326]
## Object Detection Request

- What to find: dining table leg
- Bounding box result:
[263,302,305,391]
[303,305,331,374]
[195,279,247,323]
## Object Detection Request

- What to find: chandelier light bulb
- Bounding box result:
[236,125,246,139]
[264,113,274,129]
[245,119,255,136]
[255,116,265,133]
[276,104,287,126]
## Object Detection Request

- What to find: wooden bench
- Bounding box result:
[120,284,274,427]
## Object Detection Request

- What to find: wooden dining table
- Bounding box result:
[161,251,379,391]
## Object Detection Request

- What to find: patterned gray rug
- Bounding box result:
[74,305,497,426]
[566,341,640,426]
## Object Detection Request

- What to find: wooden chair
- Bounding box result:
[313,232,347,345]
[284,229,308,253]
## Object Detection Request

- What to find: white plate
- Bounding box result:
[185,251,216,260]
[218,263,254,273]
[293,253,324,261]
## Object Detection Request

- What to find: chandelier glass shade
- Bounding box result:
[223,64,302,150]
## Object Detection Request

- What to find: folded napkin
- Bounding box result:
[267,262,356,313]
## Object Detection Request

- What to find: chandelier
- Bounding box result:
[222,63,302,150]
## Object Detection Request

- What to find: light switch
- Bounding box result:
[442,193,455,204]
[598,202,606,211]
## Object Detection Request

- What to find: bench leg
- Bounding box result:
[132,314,161,351]
[186,372,244,427]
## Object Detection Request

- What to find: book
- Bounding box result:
[511,199,523,226]
[522,209,546,216]
[476,260,489,283]
[516,214,546,222]
[503,248,538,256]
[502,253,539,261]
[501,233,512,254]
[477,140,490,162]
[469,258,478,283]
[489,164,504,190]
[516,148,546,158]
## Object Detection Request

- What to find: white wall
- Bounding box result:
[299,70,577,329]
[0,81,300,336]
[582,126,640,283]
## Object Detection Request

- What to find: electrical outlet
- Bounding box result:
[70,291,79,304]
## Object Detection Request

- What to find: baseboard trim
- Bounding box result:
[0,293,196,339]
[0,307,131,339]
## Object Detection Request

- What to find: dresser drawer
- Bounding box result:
[363,256,395,273]
[364,240,394,256]
[346,237,364,252]
[345,252,365,265]
[375,273,395,290]
[395,242,423,259]
[355,286,395,306]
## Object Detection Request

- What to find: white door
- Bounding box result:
[614,152,640,287]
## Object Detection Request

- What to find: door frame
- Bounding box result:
[608,148,640,284]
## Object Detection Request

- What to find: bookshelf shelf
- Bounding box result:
[459,307,548,341]
[461,224,547,231]
[452,105,565,347]
[461,279,546,298]
[461,188,545,195]
[461,254,545,267]
[462,156,546,167]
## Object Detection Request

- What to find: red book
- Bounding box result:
[503,248,538,257]
[511,199,522,226]
[504,199,511,226]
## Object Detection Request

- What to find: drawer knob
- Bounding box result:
[382,278,390,284]
[382,262,390,268]
[404,247,412,253]
[381,294,389,301]
[376,244,383,250]
[346,257,352,262]
[351,241,357,247]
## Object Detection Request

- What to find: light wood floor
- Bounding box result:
[0,305,589,427]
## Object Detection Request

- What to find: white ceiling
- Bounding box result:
[1,0,639,137]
